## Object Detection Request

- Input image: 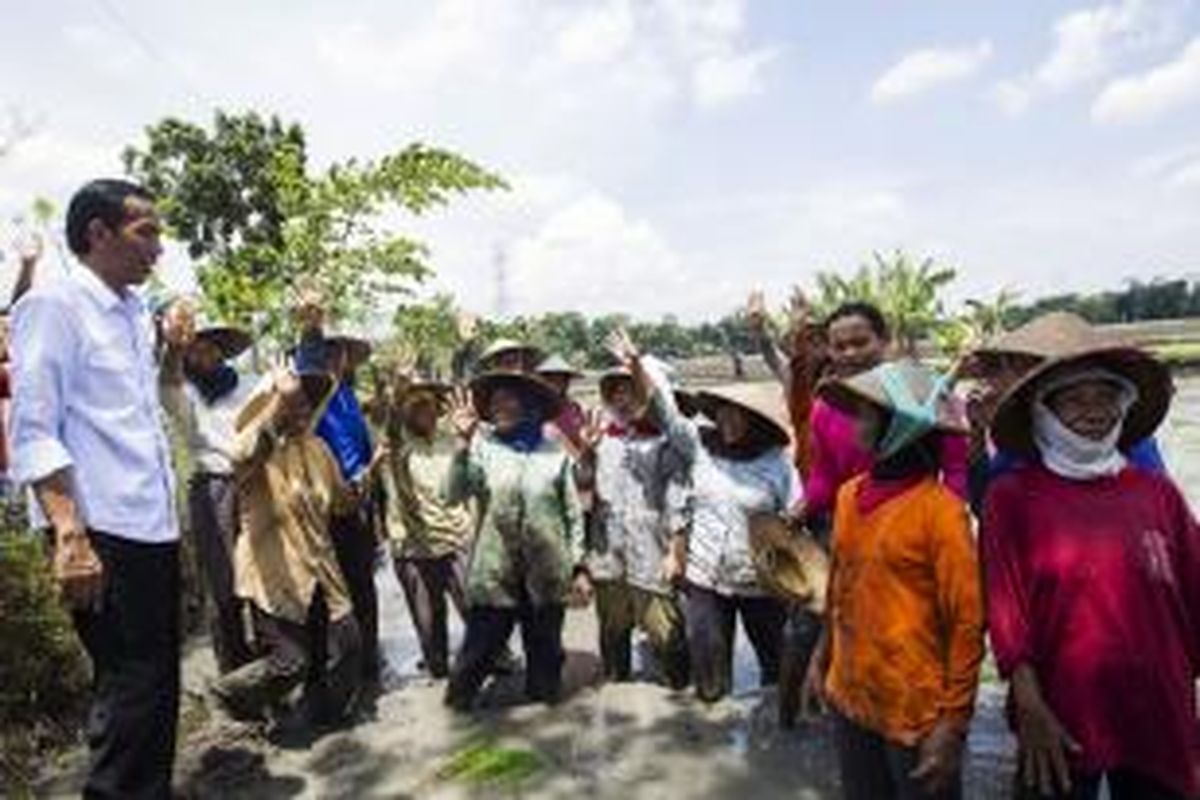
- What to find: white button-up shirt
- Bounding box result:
[10,267,178,543]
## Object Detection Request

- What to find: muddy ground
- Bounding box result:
[35,566,1019,799]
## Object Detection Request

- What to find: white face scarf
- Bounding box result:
[1032,367,1138,482]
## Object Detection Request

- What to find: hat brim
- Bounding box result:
[817,371,969,437]
[693,388,790,448]
[326,336,372,369]
[479,341,546,370]
[469,371,563,423]
[990,347,1172,457]
[194,327,252,360]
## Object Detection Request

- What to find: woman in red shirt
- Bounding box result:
[983,339,1200,800]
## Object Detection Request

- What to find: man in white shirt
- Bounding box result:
[10,179,180,799]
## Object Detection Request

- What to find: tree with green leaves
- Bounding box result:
[123,110,507,339]
[814,250,957,354]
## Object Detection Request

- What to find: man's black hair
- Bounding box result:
[825,301,890,341]
[65,179,154,257]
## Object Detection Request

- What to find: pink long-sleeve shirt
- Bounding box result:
[804,398,968,519]
[983,466,1200,796]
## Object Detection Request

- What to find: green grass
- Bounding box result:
[1151,341,1200,366]
[437,739,544,788]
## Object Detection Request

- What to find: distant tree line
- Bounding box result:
[1005,277,1200,327]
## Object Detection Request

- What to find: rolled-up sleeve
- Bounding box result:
[10,295,75,484]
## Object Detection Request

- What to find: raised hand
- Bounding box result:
[578,407,606,454]
[455,310,480,342]
[161,297,197,350]
[447,386,480,442]
[14,231,44,265]
[787,285,811,328]
[746,289,769,333]
[604,327,640,368]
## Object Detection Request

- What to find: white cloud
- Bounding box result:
[555,0,635,65]
[1132,143,1200,188]
[870,41,993,104]
[505,191,687,316]
[314,0,777,113]
[993,0,1181,116]
[693,47,779,109]
[1092,36,1200,122]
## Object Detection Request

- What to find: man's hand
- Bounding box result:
[910,720,964,795]
[569,570,594,608]
[1013,665,1081,796]
[293,283,326,332]
[54,526,104,611]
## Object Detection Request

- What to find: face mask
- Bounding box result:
[1031,367,1137,481]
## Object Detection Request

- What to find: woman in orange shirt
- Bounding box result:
[804,361,984,800]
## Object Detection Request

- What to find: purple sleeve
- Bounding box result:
[804,403,837,516]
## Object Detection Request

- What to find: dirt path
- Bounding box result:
[36,569,1018,799]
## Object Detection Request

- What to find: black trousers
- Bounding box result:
[331,506,380,683]
[836,713,961,800]
[686,585,786,702]
[394,553,467,678]
[778,606,823,727]
[445,600,565,710]
[213,590,361,724]
[71,531,181,800]
[187,473,251,674]
[1013,770,1186,800]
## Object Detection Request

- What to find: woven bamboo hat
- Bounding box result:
[693,382,791,448]
[478,339,546,372]
[536,353,583,379]
[819,360,967,457]
[748,513,830,613]
[990,338,1172,457]
[325,334,373,370]
[469,370,563,423]
[194,325,252,360]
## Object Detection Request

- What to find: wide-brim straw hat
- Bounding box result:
[398,378,454,411]
[693,382,791,448]
[193,325,252,361]
[536,353,583,379]
[235,368,337,435]
[962,312,1131,378]
[469,370,563,423]
[990,345,1172,457]
[479,339,546,370]
[748,513,830,613]
[819,360,968,438]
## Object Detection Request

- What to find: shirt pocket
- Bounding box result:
[82,339,141,411]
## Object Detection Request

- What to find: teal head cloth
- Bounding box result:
[875,363,954,458]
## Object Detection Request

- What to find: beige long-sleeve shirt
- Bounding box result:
[232,376,355,624]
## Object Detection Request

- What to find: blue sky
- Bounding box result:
[1,0,1199,321]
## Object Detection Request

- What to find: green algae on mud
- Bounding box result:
[438,738,545,787]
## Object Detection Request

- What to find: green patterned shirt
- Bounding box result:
[446,432,585,608]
